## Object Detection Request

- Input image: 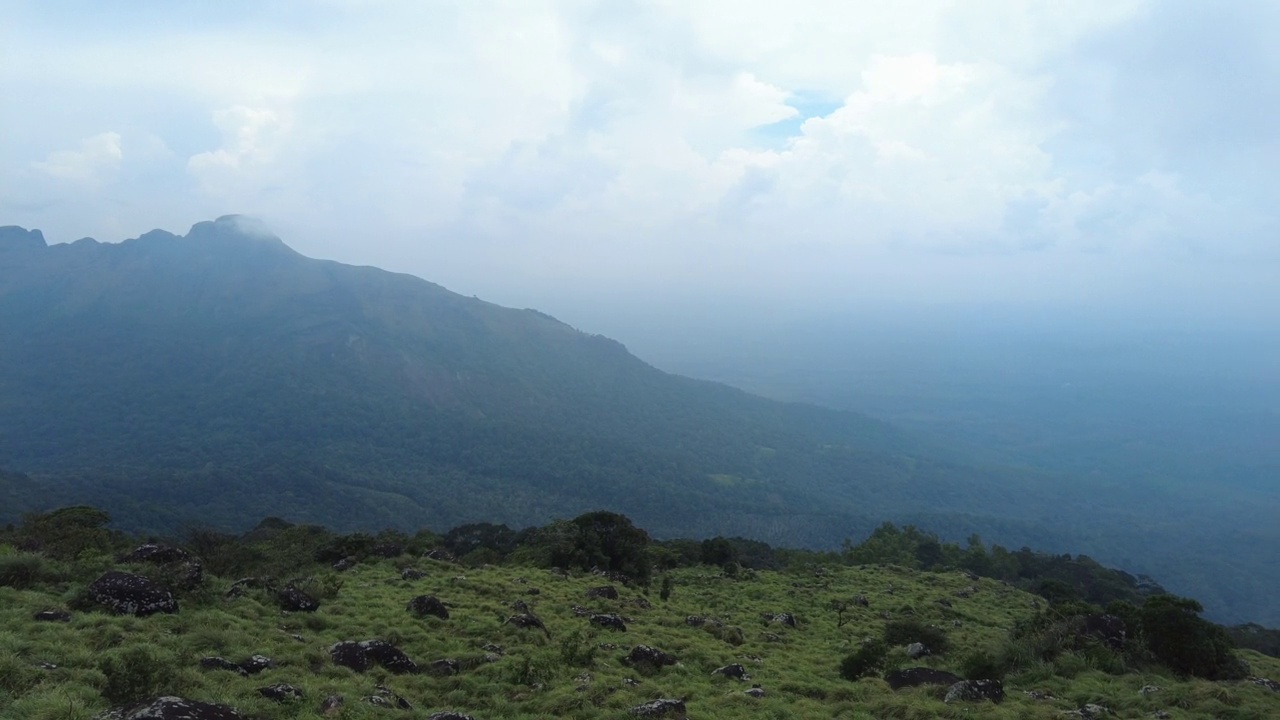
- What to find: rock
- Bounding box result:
[744,685,766,698]
[277,585,319,612]
[631,596,652,610]
[370,685,413,709]
[570,604,591,616]
[770,612,797,627]
[586,585,619,600]
[854,594,870,607]
[330,640,419,674]
[511,599,531,613]
[33,609,72,622]
[363,640,419,674]
[39,661,58,670]
[1139,684,1161,696]
[257,684,303,702]
[685,615,707,627]
[760,632,782,642]
[407,594,450,620]
[1249,676,1280,692]
[1080,614,1127,650]
[426,713,475,720]
[906,642,929,659]
[937,597,953,608]
[92,696,248,720]
[1152,712,1171,719]
[624,645,678,669]
[319,695,343,716]
[629,698,687,718]
[711,663,750,681]
[332,557,356,571]
[88,571,178,617]
[1024,689,1057,701]
[482,643,505,655]
[239,655,275,674]
[943,679,1004,704]
[424,548,457,563]
[199,657,248,675]
[884,667,963,690]
[425,658,460,676]
[505,612,549,636]
[401,567,426,580]
[589,613,627,631]
[1077,703,1111,719]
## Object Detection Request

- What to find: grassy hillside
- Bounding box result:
[2,511,1278,719]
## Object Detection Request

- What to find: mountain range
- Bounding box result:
[0,216,1270,624]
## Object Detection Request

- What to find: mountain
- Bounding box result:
[0,216,1071,545]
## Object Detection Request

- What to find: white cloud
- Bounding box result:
[32,132,123,184]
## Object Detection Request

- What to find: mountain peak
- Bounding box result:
[0,226,47,252]
[185,215,288,249]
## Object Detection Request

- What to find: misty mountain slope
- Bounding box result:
[1,217,1066,543]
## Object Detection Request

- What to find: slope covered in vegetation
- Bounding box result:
[2,508,1277,719]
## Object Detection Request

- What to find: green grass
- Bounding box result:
[3,559,1278,719]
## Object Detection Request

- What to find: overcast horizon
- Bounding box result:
[3,1,1277,334]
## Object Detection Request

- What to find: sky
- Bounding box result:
[2,0,1277,334]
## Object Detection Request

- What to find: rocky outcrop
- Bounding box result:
[124,544,204,590]
[407,594,450,620]
[92,696,248,720]
[884,667,963,690]
[711,663,750,681]
[33,609,72,622]
[590,613,627,631]
[277,585,319,612]
[944,679,1004,703]
[1080,614,1127,650]
[586,585,619,600]
[257,684,303,702]
[402,568,426,580]
[629,698,687,718]
[624,645,678,670]
[330,640,418,674]
[88,571,178,616]
[505,612,549,636]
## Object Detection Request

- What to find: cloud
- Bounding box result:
[32,132,123,184]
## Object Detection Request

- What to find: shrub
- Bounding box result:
[840,640,888,680]
[1140,595,1246,680]
[883,619,950,654]
[960,649,1006,681]
[0,552,50,589]
[96,644,178,705]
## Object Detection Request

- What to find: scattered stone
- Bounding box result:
[599,642,620,650]
[944,679,1004,704]
[239,655,275,674]
[1024,690,1057,701]
[631,596,652,610]
[33,609,72,622]
[199,657,248,676]
[525,587,540,595]
[761,632,782,642]
[624,645,678,669]
[1077,703,1111,719]
[1139,685,1161,697]
[623,677,641,687]
[277,585,319,613]
[1249,676,1280,692]
[257,684,303,703]
[590,613,627,631]
[1152,712,1171,719]
[124,544,204,590]
[506,612,550,636]
[407,594,450,620]
[38,661,58,670]
[586,585,619,600]
[320,695,343,716]
[332,557,356,571]
[685,615,707,627]
[884,667,963,690]
[906,642,929,659]
[424,548,457,563]
[401,568,426,580]
[937,597,953,608]
[570,604,591,616]
[291,634,306,643]
[741,654,763,664]
[511,599,531,613]
[425,658,460,676]
[854,594,870,607]
[88,571,178,617]
[125,544,189,564]
[481,643,504,655]
[629,698,686,718]
[769,612,797,627]
[371,685,413,709]
[93,696,248,720]
[711,663,750,681]
[426,713,475,720]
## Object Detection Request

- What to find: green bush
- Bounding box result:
[883,619,950,654]
[96,644,178,705]
[0,552,50,589]
[840,640,888,680]
[1140,595,1245,680]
